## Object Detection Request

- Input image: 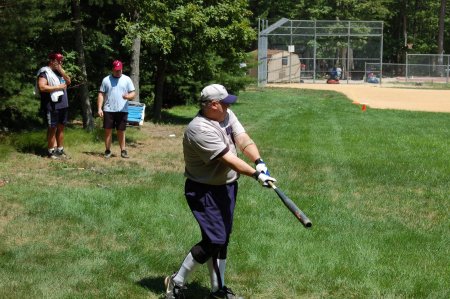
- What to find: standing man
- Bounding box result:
[97,60,136,158]
[165,84,276,299]
[37,52,71,159]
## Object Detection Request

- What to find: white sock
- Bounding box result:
[207,258,220,292]
[48,148,55,154]
[57,147,64,151]
[174,252,199,285]
[218,259,226,287]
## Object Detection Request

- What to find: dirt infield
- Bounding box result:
[268,83,450,113]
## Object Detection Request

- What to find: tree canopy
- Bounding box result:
[0,0,448,129]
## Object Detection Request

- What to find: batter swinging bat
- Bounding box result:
[267,181,312,228]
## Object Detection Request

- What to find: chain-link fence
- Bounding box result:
[406,54,450,84]
[365,54,450,87]
[258,18,384,85]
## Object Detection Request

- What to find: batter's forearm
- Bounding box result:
[242,143,261,163]
[235,133,261,163]
[219,152,257,177]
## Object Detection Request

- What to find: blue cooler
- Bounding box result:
[127,102,146,126]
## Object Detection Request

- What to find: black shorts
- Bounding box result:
[103,111,128,131]
[185,179,238,245]
[45,108,68,128]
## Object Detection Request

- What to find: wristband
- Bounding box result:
[252,170,261,180]
[255,158,263,165]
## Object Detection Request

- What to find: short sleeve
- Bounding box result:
[190,129,228,163]
[228,110,246,137]
[99,78,107,93]
[127,77,135,92]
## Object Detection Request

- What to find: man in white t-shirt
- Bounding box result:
[97,60,135,158]
[164,84,276,299]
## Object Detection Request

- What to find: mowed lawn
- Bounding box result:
[0,88,448,298]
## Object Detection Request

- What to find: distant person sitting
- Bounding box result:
[330,67,338,79]
[336,65,342,79]
[367,72,379,84]
[327,67,340,84]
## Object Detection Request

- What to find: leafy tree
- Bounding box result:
[117,0,256,121]
[0,0,71,97]
[249,0,448,63]
[72,0,94,130]
[1,0,449,131]
[0,0,76,131]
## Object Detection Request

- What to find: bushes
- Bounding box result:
[0,85,42,131]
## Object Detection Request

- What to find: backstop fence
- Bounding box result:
[257,18,384,85]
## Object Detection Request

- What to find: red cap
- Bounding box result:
[112,60,123,71]
[48,53,64,62]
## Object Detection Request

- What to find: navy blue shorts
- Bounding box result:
[45,108,68,128]
[185,179,238,245]
[103,111,128,131]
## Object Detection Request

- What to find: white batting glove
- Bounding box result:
[253,171,276,188]
[255,158,270,176]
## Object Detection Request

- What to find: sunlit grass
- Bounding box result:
[0,88,448,298]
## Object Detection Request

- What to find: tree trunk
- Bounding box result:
[72,0,94,131]
[130,36,141,102]
[153,58,167,121]
[130,11,140,102]
[438,0,446,62]
[403,14,407,49]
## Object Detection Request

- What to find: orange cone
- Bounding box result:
[361,104,367,111]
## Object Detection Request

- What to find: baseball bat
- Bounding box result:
[267,181,312,228]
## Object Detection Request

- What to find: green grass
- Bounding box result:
[0,88,448,298]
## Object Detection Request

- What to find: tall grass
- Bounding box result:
[0,88,448,298]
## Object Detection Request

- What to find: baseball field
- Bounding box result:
[269,83,450,113]
[0,87,448,298]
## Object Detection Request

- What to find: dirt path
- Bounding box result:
[269,83,450,113]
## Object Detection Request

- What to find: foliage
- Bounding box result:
[0,0,71,97]
[0,88,42,131]
[1,0,449,128]
[250,0,449,61]
[116,0,256,110]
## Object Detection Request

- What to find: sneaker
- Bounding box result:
[121,149,129,158]
[104,149,112,158]
[48,151,59,159]
[164,274,186,299]
[55,149,68,159]
[209,286,241,299]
